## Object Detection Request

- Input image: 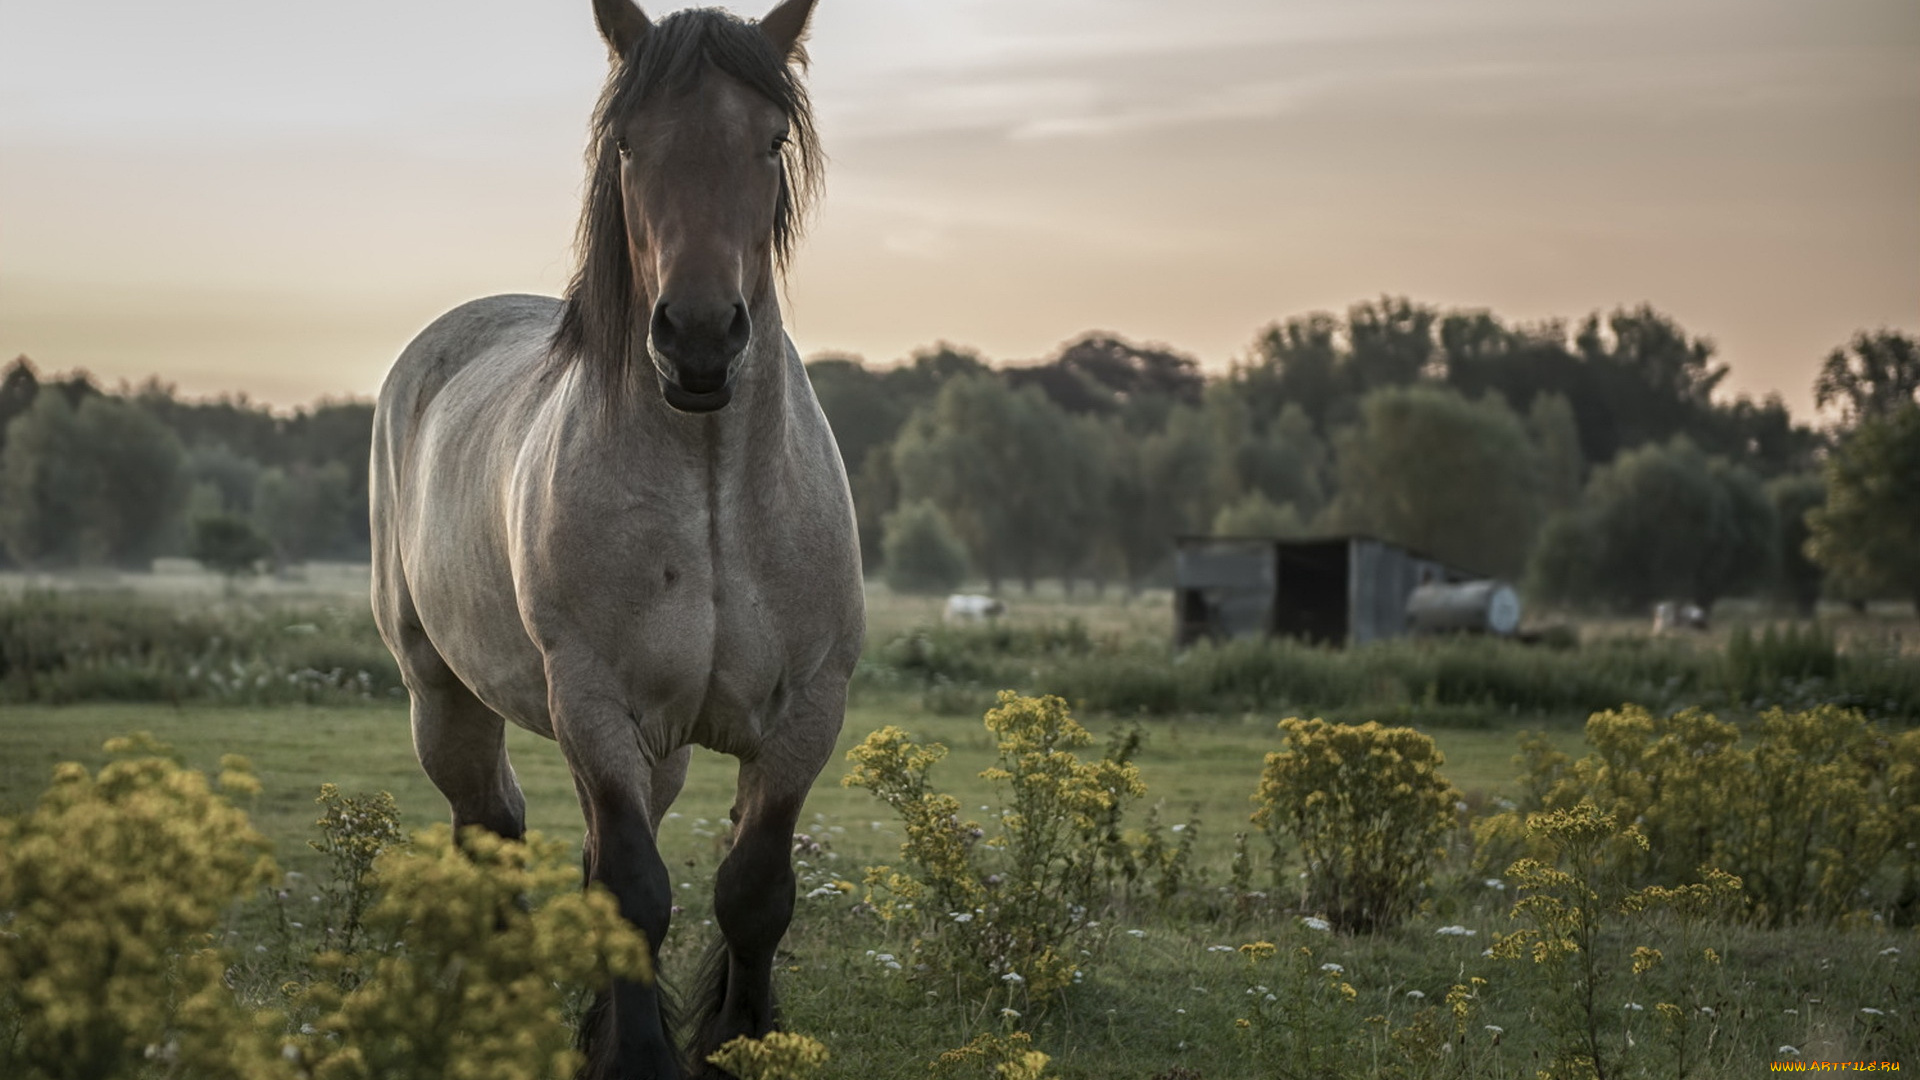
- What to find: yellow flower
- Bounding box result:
[1239,941,1278,962]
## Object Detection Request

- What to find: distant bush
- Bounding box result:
[1725,622,1837,696]
[0,591,401,705]
[881,501,971,595]
[865,618,1920,722]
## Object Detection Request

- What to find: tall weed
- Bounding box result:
[1253,718,1460,932]
[843,692,1145,1002]
[1489,704,1918,925]
[0,735,282,1080]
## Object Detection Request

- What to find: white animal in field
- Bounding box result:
[944,594,1006,624]
[1653,601,1709,634]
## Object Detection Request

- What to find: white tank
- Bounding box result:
[1406,580,1522,636]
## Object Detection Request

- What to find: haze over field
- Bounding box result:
[2,0,1916,413]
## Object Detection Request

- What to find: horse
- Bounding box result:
[368,2,862,1076]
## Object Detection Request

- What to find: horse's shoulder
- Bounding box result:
[380,295,563,423]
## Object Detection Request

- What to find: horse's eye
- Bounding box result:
[615,137,631,159]
[769,133,789,155]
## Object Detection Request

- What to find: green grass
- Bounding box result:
[0,697,1573,883]
[3,697,1913,1079]
[4,576,1915,1079]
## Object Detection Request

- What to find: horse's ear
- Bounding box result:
[759,0,816,61]
[593,0,650,61]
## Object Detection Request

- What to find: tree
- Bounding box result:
[891,375,1093,593]
[252,462,352,565]
[1240,313,1343,433]
[1528,437,1778,611]
[1003,334,1205,436]
[1706,393,1821,480]
[805,354,906,481]
[1576,304,1726,409]
[879,343,991,408]
[1806,407,1920,608]
[1096,405,1214,591]
[1207,393,1328,522]
[1766,473,1825,615]
[1324,385,1544,578]
[185,442,264,514]
[880,501,970,595]
[190,513,271,588]
[1528,393,1584,515]
[0,392,185,567]
[0,357,38,434]
[1345,295,1437,392]
[1814,330,1920,429]
[1211,492,1306,537]
[849,450,898,575]
[1575,305,1726,456]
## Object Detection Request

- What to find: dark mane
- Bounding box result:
[550,7,822,380]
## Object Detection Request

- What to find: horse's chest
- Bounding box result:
[613,528,808,739]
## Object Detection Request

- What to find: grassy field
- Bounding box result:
[3,576,1916,1078]
[0,698,1568,880]
[5,695,1913,1079]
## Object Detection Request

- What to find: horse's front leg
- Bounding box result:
[554,681,682,1080]
[689,689,843,1074]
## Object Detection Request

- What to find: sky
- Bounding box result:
[2,0,1916,417]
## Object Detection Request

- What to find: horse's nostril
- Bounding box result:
[725,303,751,355]
[649,300,679,354]
[650,297,748,372]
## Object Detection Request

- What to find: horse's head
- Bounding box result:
[559,0,821,414]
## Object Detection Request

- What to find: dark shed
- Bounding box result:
[1173,535,1472,647]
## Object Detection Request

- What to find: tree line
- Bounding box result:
[809,299,1917,612]
[0,360,372,574]
[1,299,1914,611]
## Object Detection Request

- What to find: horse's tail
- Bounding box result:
[574,990,615,1080]
[685,935,751,1079]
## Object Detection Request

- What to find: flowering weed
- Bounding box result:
[0,734,283,1080]
[929,1030,1052,1080]
[284,825,651,1080]
[1491,704,1918,926]
[1252,717,1460,932]
[844,692,1145,1003]
[704,1031,831,1080]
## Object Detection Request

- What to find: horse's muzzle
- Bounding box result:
[649,297,749,413]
